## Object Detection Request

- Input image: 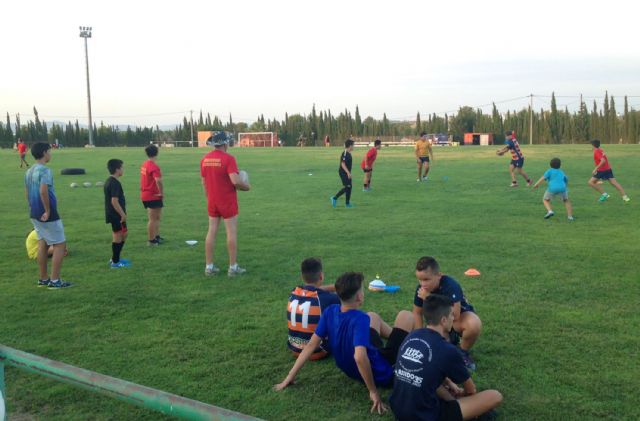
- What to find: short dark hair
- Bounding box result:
[145,144,159,158]
[335,272,363,302]
[550,157,561,169]
[345,139,354,148]
[505,130,514,136]
[374,139,382,146]
[422,294,453,325]
[591,139,601,148]
[420,132,427,137]
[30,142,51,160]
[416,256,440,273]
[107,159,123,175]
[301,257,323,283]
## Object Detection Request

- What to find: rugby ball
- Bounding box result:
[238,170,249,184]
[70,182,79,188]
[83,182,92,188]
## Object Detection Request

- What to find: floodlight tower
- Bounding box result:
[79,26,94,146]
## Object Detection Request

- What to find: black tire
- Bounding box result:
[60,168,86,175]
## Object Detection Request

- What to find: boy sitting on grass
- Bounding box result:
[276,272,414,414]
[532,157,574,221]
[287,257,340,360]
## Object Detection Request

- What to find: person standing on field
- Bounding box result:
[495,130,532,187]
[361,139,382,192]
[201,132,250,277]
[587,139,630,203]
[17,138,29,168]
[415,133,433,182]
[140,144,164,246]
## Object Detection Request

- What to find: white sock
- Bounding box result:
[206,264,214,270]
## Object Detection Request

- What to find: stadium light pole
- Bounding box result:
[79,26,94,146]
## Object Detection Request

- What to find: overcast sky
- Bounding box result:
[2,0,639,126]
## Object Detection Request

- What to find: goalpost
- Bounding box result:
[237,132,278,147]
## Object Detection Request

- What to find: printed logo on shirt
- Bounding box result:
[401,347,424,363]
[395,368,423,387]
[397,337,432,374]
[202,158,222,167]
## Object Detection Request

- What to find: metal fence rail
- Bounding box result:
[0,344,260,421]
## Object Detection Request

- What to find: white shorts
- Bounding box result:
[31,219,66,245]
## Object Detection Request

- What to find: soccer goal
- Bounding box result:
[237,132,279,147]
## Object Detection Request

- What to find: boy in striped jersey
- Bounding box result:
[287,257,340,360]
[496,130,532,187]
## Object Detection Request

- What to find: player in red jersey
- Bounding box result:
[140,144,165,246]
[201,132,250,277]
[17,138,29,168]
[361,139,382,192]
[588,139,630,203]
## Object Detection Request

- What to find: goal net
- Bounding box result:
[237,132,278,147]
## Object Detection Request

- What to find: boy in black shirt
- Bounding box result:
[331,139,355,208]
[104,159,130,268]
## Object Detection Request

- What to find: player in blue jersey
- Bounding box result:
[412,256,481,372]
[287,257,340,360]
[496,131,532,187]
[276,272,415,414]
[391,294,502,421]
[532,157,574,221]
[24,142,72,289]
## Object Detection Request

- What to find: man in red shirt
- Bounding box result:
[588,139,630,203]
[17,138,29,168]
[140,144,164,245]
[361,139,382,192]
[201,132,250,276]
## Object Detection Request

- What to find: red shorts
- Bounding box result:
[208,201,238,219]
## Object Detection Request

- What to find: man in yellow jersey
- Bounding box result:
[415,132,434,182]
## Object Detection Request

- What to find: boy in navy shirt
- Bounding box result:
[275,272,414,414]
[532,157,574,221]
[331,139,355,208]
[412,256,481,371]
[286,257,340,360]
[391,294,502,421]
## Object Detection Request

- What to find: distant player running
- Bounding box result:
[17,138,29,168]
[415,133,433,181]
[361,139,382,192]
[496,131,531,187]
[587,139,630,203]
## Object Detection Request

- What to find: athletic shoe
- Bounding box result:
[110,261,129,269]
[460,349,476,372]
[228,265,247,277]
[345,203,354,208]
[48,279,73,289]
[119,258,131,265]
[37,278,51,287]
[330,196,337,208]
[148,239,160,246]
[155,235,165,243]
[205,264,220,276]
[526,179,532,187]
[416,178,421,182]
[362,188,370,192]
[544,211,555,219]
[510,182,518,187]
[598,192,610,202]
[622,195,631,203]
[568,216,575,221]
[422,176,428,181]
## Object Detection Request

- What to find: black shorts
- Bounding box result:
[594,169,614,180]
[108,219,128,233]
[362,167,373,173]
[369,327,409,366]
[438,399,463,421]
[339,171,351,187]
[419,156,430,163]
[142,200,164,209]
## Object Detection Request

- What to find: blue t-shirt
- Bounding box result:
[544,168,568,194]
[414,275,474,314]
[389,328,470,421]
[24,163,60,222]
[315,305,393,386]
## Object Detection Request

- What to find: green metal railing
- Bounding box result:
[0,344,260,420]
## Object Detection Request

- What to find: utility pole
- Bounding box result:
[79,26,94,146]
[190,110,194,147]
[529,93,533,145]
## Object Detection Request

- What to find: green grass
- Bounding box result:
[1,144,638,420]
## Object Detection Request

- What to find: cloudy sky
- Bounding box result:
[2,0,639,126]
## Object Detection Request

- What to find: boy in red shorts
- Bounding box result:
[587,139,630,203]
[201,132,250,277]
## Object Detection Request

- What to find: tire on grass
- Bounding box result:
[60,168,86,175]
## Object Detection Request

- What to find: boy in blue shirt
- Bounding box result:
[412,256,481,371]
[275,272,414,414]
[390,294,502,421]
[532,157,574,221]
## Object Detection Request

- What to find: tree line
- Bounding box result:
[1,92,639,148]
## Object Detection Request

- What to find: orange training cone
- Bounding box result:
[464,268,481,277]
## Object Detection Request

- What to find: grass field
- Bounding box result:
[1,144,638,420]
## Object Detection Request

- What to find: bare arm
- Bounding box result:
[154,176,163,197]
[428,144,434,162]
[452,302,462,323]
[229,173,250,191]
[274,334,321,390]
[354,346,387,414]
[496,146,509,155]
[593,156,607,173]
[462,377,477,395]
[39,183,50,221]
[111,197,127,223]
[532,176,546,189]
[412,304,423,329]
